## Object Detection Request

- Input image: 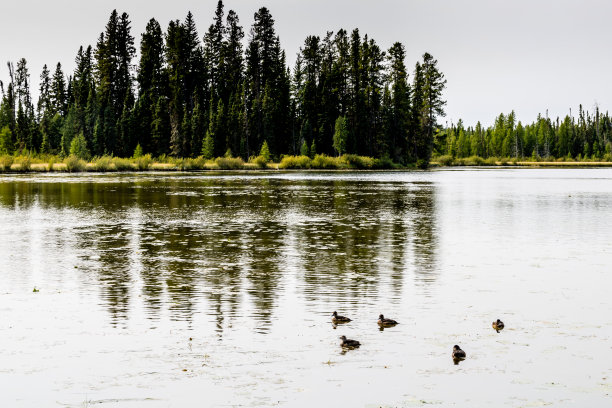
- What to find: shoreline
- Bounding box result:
[1,161,612,174]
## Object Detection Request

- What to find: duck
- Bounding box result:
[339,335,361,348]
[492,319,504,332]
[452,345,466,360]
[377,314,399,326]
[331,311,351,323]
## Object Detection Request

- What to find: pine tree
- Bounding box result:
[419,53,446,163]
[259,140,270,162]
[136,18,167,153]
[50,63,67,117]
[385,42,410,161]
[300,139,309,156]
[94,10,136,154]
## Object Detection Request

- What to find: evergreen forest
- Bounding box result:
[0,2,445,167]
[0,2,610,170]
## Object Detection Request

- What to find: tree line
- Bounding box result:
[438,107,612,161]
[0,2,447,166]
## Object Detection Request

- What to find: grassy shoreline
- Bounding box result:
[0,153,403,173]
[1,153,611,174]
[430,154,612,167]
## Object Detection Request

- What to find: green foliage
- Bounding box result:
[10,5,612,165]
[15,156,32,171]
[111,157,133,171]
[435,154,454,166]
[0,126,14,155]
[333,116,348,156]
[300,140,309,157]
[182,157,209,170]
[309,139,317,159]
[311,154,338,169]
[93,156,113,171]
[464,155,485,166]
[279,155,311,169]
[214,156,245,169]
[135,153,153,170]
[202,132,214,159]
[259,140,271,162]
[69,133,91,160]
[416,159,428,169]
[342,154,375,169]
[0,155,14,171]
[133,143,143,158]
[373,156,396,169]
[250,155,268,168]
[47,156,56,171]
[64,156,87,172]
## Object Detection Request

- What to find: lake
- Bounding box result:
[1,169,611,407]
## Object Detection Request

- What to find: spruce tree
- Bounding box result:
[419,53,446,163]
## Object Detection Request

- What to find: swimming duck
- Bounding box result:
[332,311,351,323]
[492,319,504,332]
[339,335,361,348]
[378,314,398,326]
[452,345,466,360]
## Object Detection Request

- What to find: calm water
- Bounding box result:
[1,169,611,407]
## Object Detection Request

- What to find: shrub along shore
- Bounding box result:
[0,153,403,173]
[1,152,611,173]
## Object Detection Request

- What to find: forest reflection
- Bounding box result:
[0,175,438,330]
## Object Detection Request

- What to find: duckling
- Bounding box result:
[377,314,399,326]
[339,335,361,348]
[452,345,466,360]
[331,311,351,323]
[492,319,504,332]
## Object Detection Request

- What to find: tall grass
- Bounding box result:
[64,155,87,172]
[0,155,14,171]
[311,154,339,169]
[112,157,133,171]
[177,156,207,170]
[249,155,269,169]
[93,156,113,171]
[279,154,396,169]
[14,155,31,171]
[279,155,311,169]
[215,157,245,169]
[343,154,375,169]
[135,154,153,170]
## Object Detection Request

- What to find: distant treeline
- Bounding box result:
[437,108,612,161]
[0,1,447,166]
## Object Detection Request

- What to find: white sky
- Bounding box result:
[1,0,610,127]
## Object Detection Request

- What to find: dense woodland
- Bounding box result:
[0,2,446,166]
[438,108,612,161]
[1,2,610,168]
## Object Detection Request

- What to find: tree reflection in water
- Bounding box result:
[0,174,438,330]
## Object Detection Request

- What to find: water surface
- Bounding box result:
[1,169,611,407]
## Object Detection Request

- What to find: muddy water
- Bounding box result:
[1,169,611,407]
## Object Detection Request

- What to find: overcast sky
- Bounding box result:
[1,0,610,126]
